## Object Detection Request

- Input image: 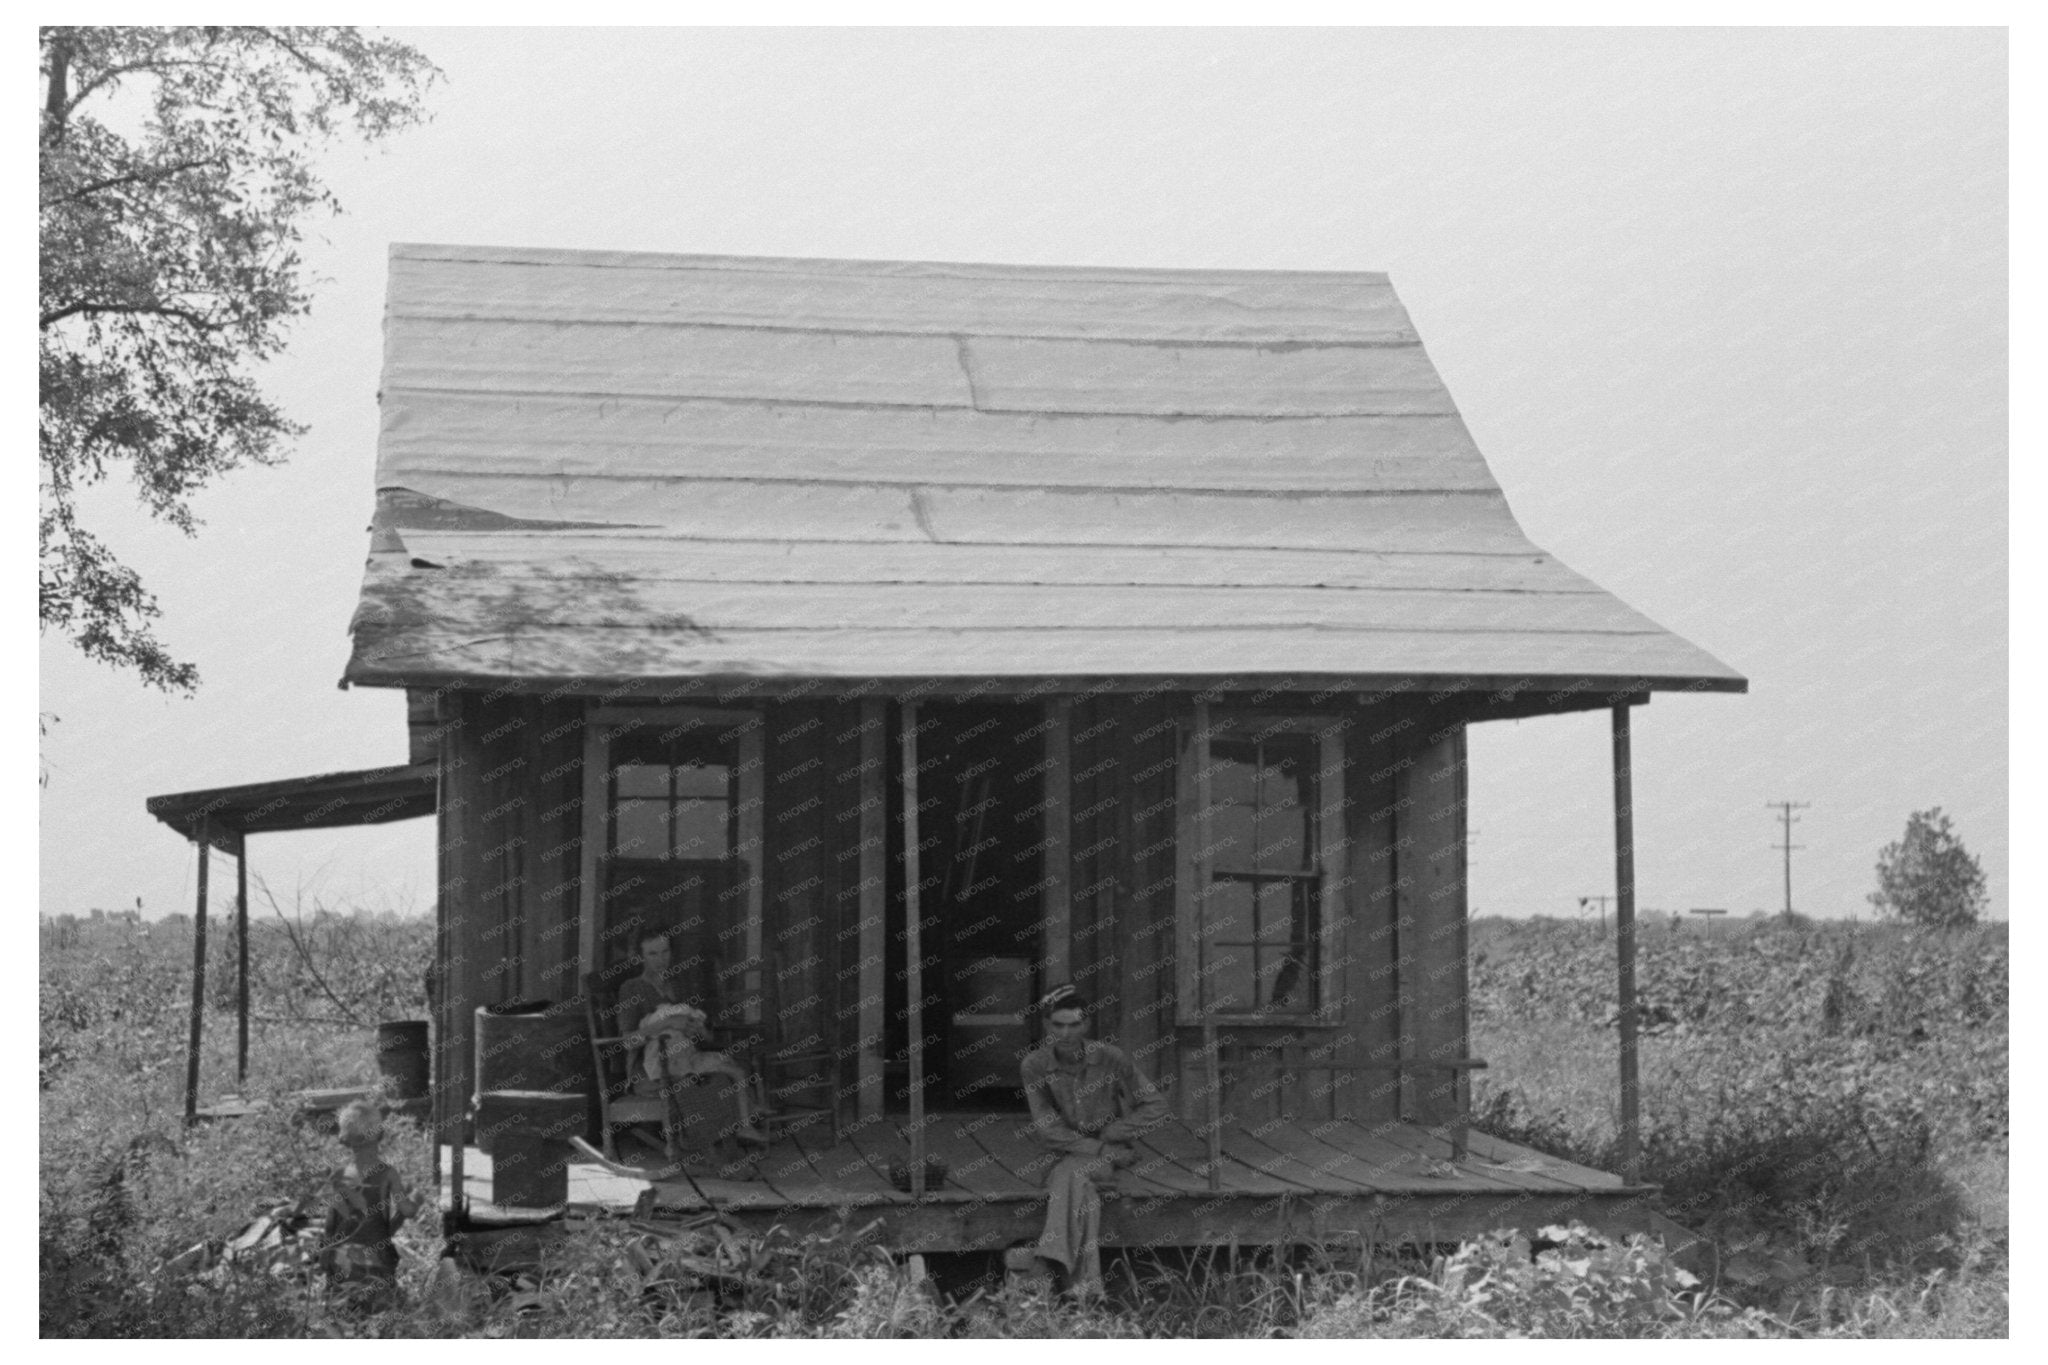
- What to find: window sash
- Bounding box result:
[1177,704,1346,1025]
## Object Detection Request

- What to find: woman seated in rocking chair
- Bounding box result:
[616,925,770,1146]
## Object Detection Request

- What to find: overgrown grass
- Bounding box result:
[41,911,2006,1336]
[1469,916,2007,1334]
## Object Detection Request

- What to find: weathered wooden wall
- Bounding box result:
[433,688,1470,1137]
[1062,695,1469,1131]
[434,692,872,1131]
[435,689,585,1130]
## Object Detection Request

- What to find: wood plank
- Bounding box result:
[964,334,1453,418]
[924,1117,1039,1199]
[387,315,973,408]
[957,1113,1062,1189]
[1362,1124,1528,1195]
[961,1112,1182,1202]
[1293,1119,1492,1194]
[670,1172,788,1211]
[1173,705,1207,1042]
[747,1138,855,1206]
[856,699,887,1122]
[1344,727,1403,1125]
[798,1120,911,1204]
[1118,696,1175,1070]
[526,695,583,1002]
[379,472,1535,556]
[1138,1119,1302,1198]
[1242,1121,1387,1195]
[841,1119,919,1199]
[1114,1136,1212,1196]
[1461,1130,1625,1192]
[575,709,606,979]
[353,626,1743,696]
[385,393,1492,492]
[1398,730,1466,1126]
[398,534,1590,595]
[1041,698,1071,986]
[389,248,1416,343]
[1214,1125,1345,1194]
[363,581,1643,637]
[738,723,767,1023]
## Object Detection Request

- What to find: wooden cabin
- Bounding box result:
[344,244,1744,1249]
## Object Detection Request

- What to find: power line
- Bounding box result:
[1766,800,1810,918]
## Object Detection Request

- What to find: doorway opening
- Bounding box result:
[883,701,1048,1113]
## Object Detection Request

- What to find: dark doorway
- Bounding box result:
[883,702,1046,1112]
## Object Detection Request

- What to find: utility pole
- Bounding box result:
[1767,800,1809,918]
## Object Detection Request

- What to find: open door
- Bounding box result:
[580,707,764,1028]
[884,702,1049,1111]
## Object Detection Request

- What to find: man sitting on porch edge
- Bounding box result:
[1018,985,1169,1297]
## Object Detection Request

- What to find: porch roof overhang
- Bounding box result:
[343,244,1746,700]
[145,764,437,853]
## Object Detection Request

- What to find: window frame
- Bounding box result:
[1175,702,1347,1027]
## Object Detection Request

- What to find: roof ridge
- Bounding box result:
[387,241,1395,285]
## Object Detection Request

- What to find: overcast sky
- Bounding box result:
[38,26,2006,927]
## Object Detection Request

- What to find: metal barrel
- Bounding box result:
[473,1000,587,1098]
[375,1020,431,1101]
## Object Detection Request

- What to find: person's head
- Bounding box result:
[337,1098,385,1147]
[1039,986,1091,1050]
[636,926,672,975]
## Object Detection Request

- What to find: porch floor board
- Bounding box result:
[445,1114,1656,1249]
[1137,1119,1300,1196]
[1239,1123,1386,1195]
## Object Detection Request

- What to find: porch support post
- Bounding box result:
[438,691,467,1221]
[183,821,210,1126]
[856,698,887,1122]
[1040,697,1072,989]
[1611,703,1641,1184]
[900,700,926,1197]
[235,834,249,1088]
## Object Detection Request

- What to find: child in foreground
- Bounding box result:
[319,1097,421,1309]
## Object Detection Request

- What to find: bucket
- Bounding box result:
[375,1021,431,1101]
[474,1001,587,1098]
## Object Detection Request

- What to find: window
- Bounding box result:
[1177,706,1346,1023]
[609,731,734,861]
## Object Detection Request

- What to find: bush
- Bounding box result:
[1468,916,2006,1323]
[1868,808,1987,927]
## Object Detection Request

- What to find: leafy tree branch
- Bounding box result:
[38,26,438,691]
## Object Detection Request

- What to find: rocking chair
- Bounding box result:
[583,973,747,1166]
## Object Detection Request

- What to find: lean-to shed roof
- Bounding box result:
[343,243,1744,695]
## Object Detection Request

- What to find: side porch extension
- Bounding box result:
[447,1113,1661,1251]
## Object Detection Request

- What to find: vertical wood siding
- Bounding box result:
[1393,718,1470,1126]
[438,690,586,1120]
[436,688,1468,1136]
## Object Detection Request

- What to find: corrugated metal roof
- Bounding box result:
[344,244,1744,695]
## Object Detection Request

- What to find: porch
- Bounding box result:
[446,1113,1661,1252]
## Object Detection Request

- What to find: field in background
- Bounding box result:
[1470,915,2007,1326]
[40,908,2006,1336]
